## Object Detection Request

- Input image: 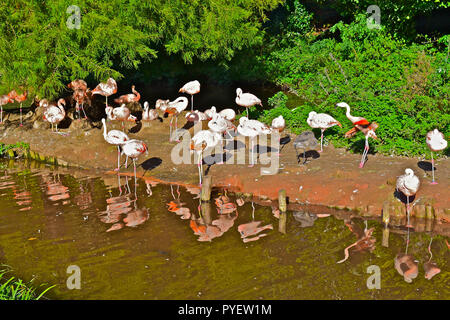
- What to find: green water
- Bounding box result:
[0,160,448,299]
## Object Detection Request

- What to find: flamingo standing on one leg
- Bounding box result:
[101,118,129,171]
[270,115,286,155]
[114,85,140,104]
[0,93,14,124]
[235,88,262,118]
[164,97,188,142]
[179,80,200,112]
[190,129,222,185]
[121,139,148,181]
[357,127,378,168]
[43,98,66,133]
[307,111,341,152]
[396,168,420,228]
[426,129,447,184]
[91,78,117,107]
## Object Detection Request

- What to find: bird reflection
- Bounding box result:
[337,219,376,263]
[237,201,273,243]
[394,227,418,283]
[167,184,191,220]
[99,175,149,232]
[423,237,440,280]
[42,173,70,203]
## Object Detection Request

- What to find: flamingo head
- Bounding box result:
[404,168,414,176]
[236,88,242,97]
[336,102,349,108]
[143,101,149,110]
[367,129,377,140]
[239,116,248,125]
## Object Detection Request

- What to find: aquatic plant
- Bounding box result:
[0,267,55,300]
[0,142,30,157]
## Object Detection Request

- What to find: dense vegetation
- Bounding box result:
[0,0,448,157]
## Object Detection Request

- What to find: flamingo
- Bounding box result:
[237,116,271,167]
[0,93,14,124]
[43,98,66,133]
[336,102,370,128]
[396,168,420,228]
[235,88,262,118]
[121,139,148,180]
[114,85,140,104]
[204,106,217,120]
[142,101,159,121]
[91,77,117,107]
[68,79,88,92]
[186,110,207,123]
[190,129,222,185]
[357,127,378,168]
[307,111,341,152]
[13,90,27,126]
[106,104,134,131]
[426,129,447,184]
[72,89,89,119]
[101,118,129,171]
[164,97,188,142]
[270,115,286,155]
[219,108,236,121]
[179,80,200,112]
[208,113,234,144]
[155,99,170,112]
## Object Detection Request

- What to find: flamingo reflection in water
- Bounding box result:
[237,201,273,243]
[337,219,375,264]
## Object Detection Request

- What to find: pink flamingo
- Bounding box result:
[114,85,140,104]
[92,78,117,107]
[122,139,148,180]
[237,116,271,167]
[0,93,14,124]
[101,118,129,171]
[13,90,28,127]
[43,98,66,133]
[179,80,200,112]
[396,168,420,228]
[106,104,134,131]
[426,129,447,184]
[235,88,262,118]
[307,111,341,152]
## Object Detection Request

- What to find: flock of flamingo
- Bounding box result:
[1,78,448,226]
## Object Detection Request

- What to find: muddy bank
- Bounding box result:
[1,112,449,225]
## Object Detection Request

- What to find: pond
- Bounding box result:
[0,160,448,299]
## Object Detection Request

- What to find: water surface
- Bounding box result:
[0,160,448,299]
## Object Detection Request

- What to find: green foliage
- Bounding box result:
[259,14,450,157]
[0,0,282,99]
[0,141,29,156]
[0,267,55,300]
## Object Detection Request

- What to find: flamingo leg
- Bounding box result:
[81,103,87,119]
[246,107,249,118]
[200,152,203,186]
[106,96,108,108]
[248,138,254,167]
[406,196,413,228]
[133,159,137,181]
[19,103,23,127]
[430,151,437,184]
[175,116,180,142]
[115,146,121,171]
[359,139,369,168]
[1,106,3,123]
[169,117,173,142]
[319,129,324,152]
[191,95,194,112]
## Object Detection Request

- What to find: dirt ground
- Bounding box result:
[1,111,449,225]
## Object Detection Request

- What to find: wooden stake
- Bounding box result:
[278,189,287,234]
[201,175,212,202]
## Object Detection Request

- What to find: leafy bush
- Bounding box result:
[259,15,450,157]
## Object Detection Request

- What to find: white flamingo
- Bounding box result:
[307,111,341,152]
[105,104,134,131]
[336,102,370,127]
[208,113,233,143]
[101,118,129,171]
[179,80,200,112]
[396,168,420,228]
[186,109,207,123]
[235,88,262,118]
[164,97,188,142]
[122,139,148,180]
[219,108,236,121]
[358,127,378,168]
[43,98,66,133]
[237,116,271,167]
[190,130,222,185]
[91,78,117,107]
[426,129,447,184]
[142,101,159,121]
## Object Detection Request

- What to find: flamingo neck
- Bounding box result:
[102,121,108,138]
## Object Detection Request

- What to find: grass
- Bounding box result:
[0,266,55,300]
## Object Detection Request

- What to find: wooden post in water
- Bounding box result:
[382,202,390,247]
[201,176,212,202]
[278,189,287,234]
